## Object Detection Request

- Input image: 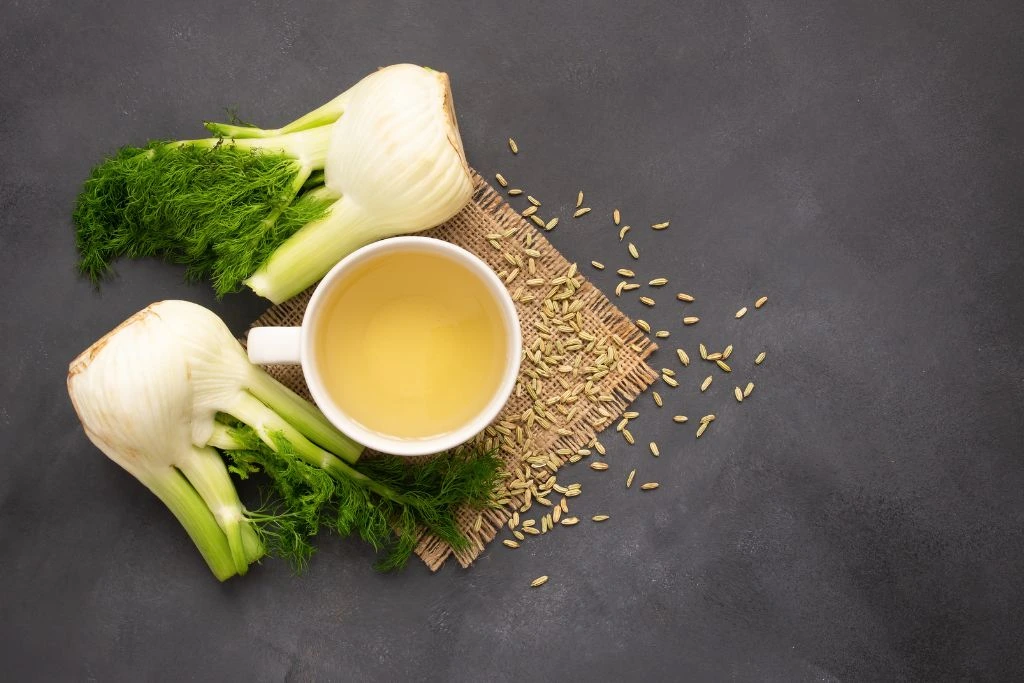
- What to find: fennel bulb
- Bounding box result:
[74,64,473,303]
[68,301,500,577]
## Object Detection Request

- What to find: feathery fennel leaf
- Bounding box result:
[220,422,501,571]
[73,142,331,295]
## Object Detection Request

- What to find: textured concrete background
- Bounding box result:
[1,1,1022,680]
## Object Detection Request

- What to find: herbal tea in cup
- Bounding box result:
[247,237,521,456]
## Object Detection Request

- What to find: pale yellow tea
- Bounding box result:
[315,249,508,440]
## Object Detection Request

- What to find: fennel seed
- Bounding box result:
[649,277,668,286]
[531,575,549,588]
[662,368,676,377]
[744,382,754,397]
[699,343,708,359]
[673,415,688,423]
[755,351,766,365]
[574,207,592,218]
[735,307,748,319]
[576,191,584,208]
[513,530,525,541]
[552,506,562,524]
[701,375,713,392]
[640,296,655,307]
[617,268,635,277]
[623,411,640,419]
[653,390,663,406]
[640,482,659,491]
[734,387,744,402]
[650,442,660,457]
[508,188,523,196]
[545,217,558,230]
[590,462,609,471]
[651,221,670,229]
[706,352,723,361]
[503,539,520,549]
[623,429,635,445]
[622,283,641,291]
[755,296,768,308]
[662,375,679,388]
[655,330,670,338]
[696,422,708,438]
[495,173,508,187]
[628,243,639,259]
[626,469,636,488]
[723,344,733,360]
[677,348,690,366]
[615,281,626,296]
[636,319,651,333]
[716,360,732,373]
[592,515,610,522]
[613,209,621,225]
[683,316,700,325]
[677,292,695,302]
[591,260,605,270]
[527,195,541,206]
[560,517,579,526]
[530,215,546,228]
[619,225,631,240]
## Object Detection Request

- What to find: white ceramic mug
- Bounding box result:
[247,236,522,456]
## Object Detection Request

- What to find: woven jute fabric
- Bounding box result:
[249,170,658,570]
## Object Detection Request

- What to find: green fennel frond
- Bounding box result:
[218,422,502,571]
[73,141,331,295]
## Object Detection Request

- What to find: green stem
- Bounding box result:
[169,126,333,169]
[225,392,404,504]
[176,445,259,576]
[204,89,353,139]
[244,197,380,304]
[150,469,240,581]
[247,370,363,464]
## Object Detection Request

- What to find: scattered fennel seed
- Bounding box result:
[495,173,508,187]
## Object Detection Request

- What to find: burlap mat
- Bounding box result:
[249,170,658,570]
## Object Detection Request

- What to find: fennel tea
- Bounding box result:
[314,249,508,440]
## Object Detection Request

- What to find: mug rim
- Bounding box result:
[300,236,522,456]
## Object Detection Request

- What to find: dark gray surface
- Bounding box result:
[2,1,1022,680]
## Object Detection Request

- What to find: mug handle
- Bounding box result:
[247,327,302,365]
